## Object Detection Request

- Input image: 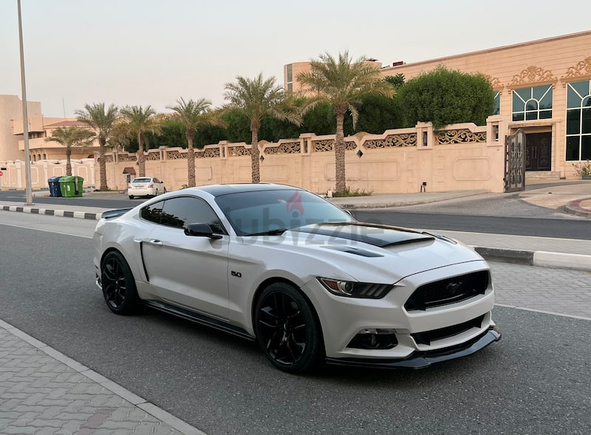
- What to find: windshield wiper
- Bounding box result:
[245,228,289,237]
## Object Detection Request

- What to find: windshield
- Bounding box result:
[132,178,152,183]
[215,189,355,236]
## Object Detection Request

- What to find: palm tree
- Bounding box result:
[167,98,212,187]
[298,52,394,193]
[45,126,96,176]
[224,74,299,183]
[75,103,118,191]
[119,105,161,177]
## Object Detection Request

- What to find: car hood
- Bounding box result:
[244,223,484,283]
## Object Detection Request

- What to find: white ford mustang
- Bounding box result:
[93,183,500,373]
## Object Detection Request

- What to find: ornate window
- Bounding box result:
[493,91,501,115]
[566,80,591,161]
[512,85,553,121]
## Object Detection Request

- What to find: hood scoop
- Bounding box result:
[295,223,434,248]
[321,245,384,257]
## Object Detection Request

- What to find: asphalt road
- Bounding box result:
[354,210,591,240]
[0,214,590,434]
[2,189,589,240]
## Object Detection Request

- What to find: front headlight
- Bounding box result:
[317,278,394,299]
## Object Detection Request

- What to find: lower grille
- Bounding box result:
[405,270,489,311]
[411,315,485,345]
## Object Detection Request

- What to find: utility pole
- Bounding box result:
[17,0,34,205]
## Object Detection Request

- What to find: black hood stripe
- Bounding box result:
[294,223,434,248]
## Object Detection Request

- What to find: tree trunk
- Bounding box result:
[334,109,347,193]
[187,132,196,187]
[138,132,146,177]
[66,148,72,176]
[99,138,108,191]
[251,120,261,183]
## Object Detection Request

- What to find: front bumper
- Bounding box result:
[325,326,501,369]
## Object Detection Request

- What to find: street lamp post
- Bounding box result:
[17,0,34,205]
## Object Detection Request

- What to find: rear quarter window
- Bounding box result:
[140,201,164,223]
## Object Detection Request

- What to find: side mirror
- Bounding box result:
[184,223,223,239]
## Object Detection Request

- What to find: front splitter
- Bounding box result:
[326,327,501,369]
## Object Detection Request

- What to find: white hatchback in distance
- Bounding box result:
[128,177,166,199]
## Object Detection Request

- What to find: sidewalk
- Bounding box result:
[0,318,203,434]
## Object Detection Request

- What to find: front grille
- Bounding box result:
[411,315,485,345]
[404,270,489,311]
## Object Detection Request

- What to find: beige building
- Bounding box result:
[0,95,98,190]
[0,95,42,162]
[1,95,98,163]
[16,119,98,162]
[285,31,591,179]
[284,59,383,95]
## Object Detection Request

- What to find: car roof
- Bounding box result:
[190,183,298,198]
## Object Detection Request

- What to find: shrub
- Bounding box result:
[573,160,591,177]
[397,66,495,129]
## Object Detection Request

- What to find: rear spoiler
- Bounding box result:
[101,208,133,219]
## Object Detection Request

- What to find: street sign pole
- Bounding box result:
[17,0,34,206]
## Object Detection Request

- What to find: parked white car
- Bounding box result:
[128,177,166,199]
[94,183,501,373]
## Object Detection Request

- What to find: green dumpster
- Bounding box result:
[59,176,84,197]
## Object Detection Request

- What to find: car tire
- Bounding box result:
[255,282,324,374]
[129,195,134,199]
[101,251,139,315]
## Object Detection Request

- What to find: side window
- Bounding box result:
[160,197,226,233]
[140,201,164,224]
[153,178,160,183]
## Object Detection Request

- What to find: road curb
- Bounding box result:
[332,191,489,210]
[473,247,534,265]
[564,197,591,218]
[1,204,102,220]
[1,205,590,272]
[475,246,591,272]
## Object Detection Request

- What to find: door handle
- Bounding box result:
[148,239,163,246]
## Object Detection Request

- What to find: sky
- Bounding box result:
[1,0,589,118]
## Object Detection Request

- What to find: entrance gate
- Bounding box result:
[504,129,526,192]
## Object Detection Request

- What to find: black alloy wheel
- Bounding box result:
[255,283,324,373]
[101,251,139,315]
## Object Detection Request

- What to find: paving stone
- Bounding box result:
[36,428,61,435]
[490,262,591,318]
[3,426,37,434]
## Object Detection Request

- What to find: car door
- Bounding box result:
[140,196,230,320]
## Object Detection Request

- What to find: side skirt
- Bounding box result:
[142,300,255,341]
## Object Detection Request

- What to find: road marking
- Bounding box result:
[496,303,591,321]
[0,221,93,239]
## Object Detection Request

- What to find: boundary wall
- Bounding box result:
[1,117,512,194]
